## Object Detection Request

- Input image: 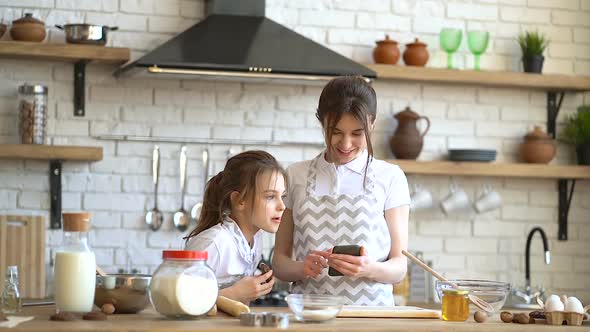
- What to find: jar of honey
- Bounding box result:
[441,289,469,321]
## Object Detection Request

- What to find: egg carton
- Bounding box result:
[545,311,585,326]
[542,294,589,326]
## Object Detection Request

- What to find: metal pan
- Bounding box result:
[55,24,118,45]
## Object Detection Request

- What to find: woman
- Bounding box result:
[272,76,410,306]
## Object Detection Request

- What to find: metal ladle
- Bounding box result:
[173,146,190,232]
[402,250,495,313]
[145,145,163,231]
[190,148,209,224]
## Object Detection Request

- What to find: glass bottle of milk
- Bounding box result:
[54,212,96,313]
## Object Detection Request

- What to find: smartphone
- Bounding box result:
[328,245,362,276]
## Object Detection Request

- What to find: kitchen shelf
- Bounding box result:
[0,41,130,117]
[366,64,590,92]
[0,41,130,64]
[0,144,103,230]
[0,144,102,161]
[391,160,590,179]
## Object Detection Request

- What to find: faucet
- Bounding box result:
[511,227,551,307]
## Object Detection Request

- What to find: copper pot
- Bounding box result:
[403,38,429,67]
[10,13,46,42]
[373,34,400,65]
[520,126,556,164]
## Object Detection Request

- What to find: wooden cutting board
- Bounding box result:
[338,305,441,319]
[0,215,46,299]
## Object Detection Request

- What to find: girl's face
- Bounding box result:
[326,113,370,165]
[250,170,287,233]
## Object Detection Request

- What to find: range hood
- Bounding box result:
[114,0,376,82]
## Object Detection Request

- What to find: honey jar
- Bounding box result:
[441,289,469,321]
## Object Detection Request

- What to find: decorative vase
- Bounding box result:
[520,126,556,164]
[373,34,400,65]
[403,38,429,67]
[390,107,431,160]
[10,13,46,42]
[522,55,544,73]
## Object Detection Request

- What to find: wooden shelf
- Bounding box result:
[366,64,590,92]
[390,160,590,180]
[0,41,130,64]
[0,144,103,161]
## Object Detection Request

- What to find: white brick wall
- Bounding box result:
[0,0,589,303]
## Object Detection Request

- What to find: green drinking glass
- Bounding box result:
[439,28,462,69]
[467,31,490,71]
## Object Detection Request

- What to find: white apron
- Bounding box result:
[292,153,394,305]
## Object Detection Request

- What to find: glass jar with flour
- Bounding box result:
[54,212,96,313]
[149,250,218,319]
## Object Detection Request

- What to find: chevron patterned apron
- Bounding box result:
[292,153,394,305]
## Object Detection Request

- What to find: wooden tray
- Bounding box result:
[338,305,441,319]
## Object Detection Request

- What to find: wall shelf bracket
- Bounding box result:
[74,60,88,117]
[49,160,62,230]
[557,178,575,241]
[547,91,565,139]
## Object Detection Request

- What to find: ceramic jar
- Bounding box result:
[10,13,46,42]
[403,38,429,67]
[373,35,400,65]
[520,126,556,164]
[390,107,431,160]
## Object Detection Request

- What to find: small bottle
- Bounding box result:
[1,266,22,314]
[441,289,469,321]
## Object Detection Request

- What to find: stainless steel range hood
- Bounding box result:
[114,0,376,82]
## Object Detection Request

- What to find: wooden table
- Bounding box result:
[4,305,589,332]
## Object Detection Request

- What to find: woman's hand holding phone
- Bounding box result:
[328,245,373,278]
[302,250,330,278]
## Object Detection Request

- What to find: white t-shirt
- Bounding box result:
[285,150,411,211]
[185,217,263,289]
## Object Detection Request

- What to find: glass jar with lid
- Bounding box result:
[1,266,22,314]
[17,84,48,144]
[54,212,96,313]
[149,250,218,319]
[441,289,470,321]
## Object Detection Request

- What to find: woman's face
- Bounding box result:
[251,170,287,233]
[326,113,370,165]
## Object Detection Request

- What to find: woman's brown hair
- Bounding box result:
[316,76,377,183]
[184,150,287,242]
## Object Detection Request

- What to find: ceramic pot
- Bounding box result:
[520,126,556,164]
[10,13,46,42]
[390,107,431,159]
[373,34,400,65]
[403,38,429,67]
[523,55,544,73]
[0,23,7,39]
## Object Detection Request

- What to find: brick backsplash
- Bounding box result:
[0,0,589,303]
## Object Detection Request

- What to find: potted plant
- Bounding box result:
[561,106,590,165]
[517,31,549,73]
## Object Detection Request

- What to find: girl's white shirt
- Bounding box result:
[285,149,410,210]
[185,216,263,288]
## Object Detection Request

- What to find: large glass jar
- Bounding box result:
[54,212,96,313]
[17,84,48,144]
[149,250,218,319]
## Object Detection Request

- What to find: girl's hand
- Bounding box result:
[303,250,330,278]
[328,246,374,278]
[228,271,274,303]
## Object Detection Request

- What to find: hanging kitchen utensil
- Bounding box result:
[173,146,190,232]
[190,148,209,224]
[145,146,163,231]
[402,250,494,313]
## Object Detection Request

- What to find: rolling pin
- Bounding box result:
[216,296,250,317]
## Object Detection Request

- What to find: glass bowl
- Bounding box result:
[435,279,511,314]
[285,294,346,322]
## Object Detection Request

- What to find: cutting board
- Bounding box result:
[0,215,46,299]
[338,305,441,319]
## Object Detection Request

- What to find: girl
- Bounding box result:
[272,76,411,306]
[185,150,287,304]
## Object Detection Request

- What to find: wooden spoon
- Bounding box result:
[96,265,107,277]
[402,250,494,313]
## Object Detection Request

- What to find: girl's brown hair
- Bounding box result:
[184,150,287,242]
[316,76,377,182]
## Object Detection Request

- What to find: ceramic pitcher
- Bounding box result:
[390,107,430,159]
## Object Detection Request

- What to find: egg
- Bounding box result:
[544,294,564,312]
[565,297,584,314]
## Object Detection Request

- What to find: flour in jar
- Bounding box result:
[150,273,218,317]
